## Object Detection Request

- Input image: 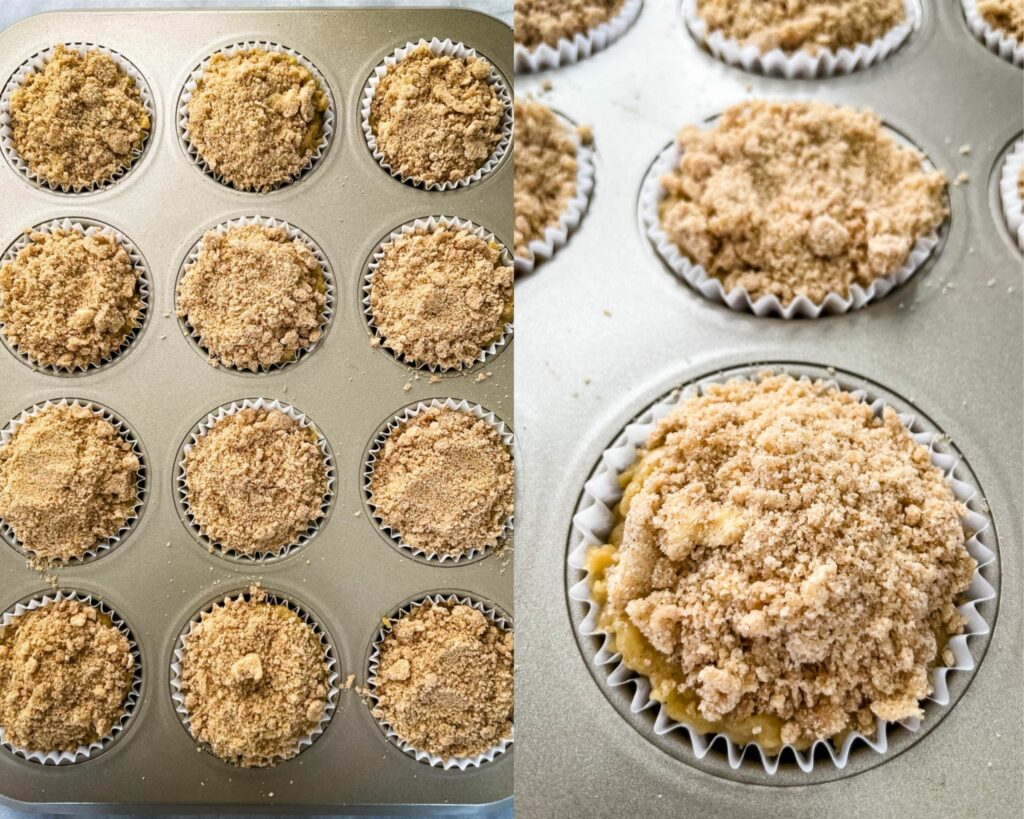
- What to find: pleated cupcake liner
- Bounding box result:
[0,590,142,764]
[366,592,513,769]
[169,587,340,767]
[681,0,920,78]
[514,108,595,274]
[999,137,1024,250]
[175,397,336,563]
[567,363,996,774]
[363,215,513,372]
[363,398,515,564]
[177,41,335,192]
[360,38,513,191]
[640,118,944,318]
[962,0,1024,66]
[515,0,643,73]
[0,398,147,567]
[175,215,335,373]
[0,217,150,375]
[0,42,154,193]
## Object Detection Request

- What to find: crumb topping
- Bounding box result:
[0,229,141,369]
[184,408,327,556]
[372,601,513,758]
[370,45,504,184]
[598,374,974,750]
[659,100,947,304]
[370,407,514,559]
[369,226,512,369]
[696,0,906,52]
[8,44,149,188]
[176,225,325,371]
[179,585,329,767]
[0,599,133,752]
[186,49,327,191]
[0,404,139,567]
[514,98,579,259]
[515,0,626,48]
[978,0,1024,41]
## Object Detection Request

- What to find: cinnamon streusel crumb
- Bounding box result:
[369,226,512,369]
[184,408,327,556]
[0,229,140,369]
[659,100,947,304]
[176,225,326,371]
[372,601,513,759]
[515,0,625,48]
[8,44,149,188]
[369,45,504,185]
[978,0,1024,41]
[0,599,133,752]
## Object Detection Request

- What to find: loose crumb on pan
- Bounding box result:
[7,44,149,188]
[0,598,133,752]
[372,601,513,759]
[370,407,514,559]
[369,226,513,369]
[0,229,141,369]
[593,373,974,752]
[513,98,579,259]
[696,0,906,52]
[978,0,1024,41]
[0,404,139,567]
[179,585,329,767]
[369,45,504,185]
[515,0,626,48]
[176,225,326,371]
[659,100,947,305]
[185,49,328,191]
[183,408,327,556]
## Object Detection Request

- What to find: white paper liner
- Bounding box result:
[175,215,335,373]
[363,216,513,372]
[363,398,515,564]
[0,399,146,566]
[175,398,335,562]
[962,0,1024,67]
[682,0,920,78]
[0,43,154,193]
[640,120,944,318]
[0,590,142,765]
[999,138,1024,250]
[169,587,340,767]
[360,38,513,191]
[567,365,997,774]
[176,41,335,192]
[515,0,643,73]
[366,592,513,769]
[515,108,595,274]
[0,218,150,375]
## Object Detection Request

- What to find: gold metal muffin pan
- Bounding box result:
[0,7,511,813]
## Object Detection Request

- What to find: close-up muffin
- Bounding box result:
[515,0,627,50]
[176,224,327,371]
[0,228,142,370]
[371,600,514,760]
[369,406,514,560]
[0,404,140,567]
[0,598,134,754]
[977,0,1024,42]
[183,407,328,557]
[177,585,330,767]
[5,44,149,189]
[368,44,505,185]
[587,373,975,753]
[184,48,328,191]
[657,100,947,305]
[369,224,513,369]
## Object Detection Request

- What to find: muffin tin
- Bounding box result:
[516,0,1020,814]
[0,7,511,814]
